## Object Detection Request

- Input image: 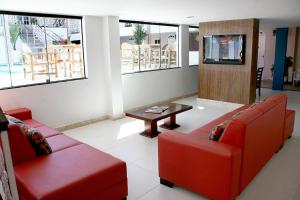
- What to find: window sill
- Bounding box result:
[122,67,181,75]
[0,77,88,91]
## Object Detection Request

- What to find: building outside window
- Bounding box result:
[189,26,199,66]
[119,21,179,74]
[0,12,85,89]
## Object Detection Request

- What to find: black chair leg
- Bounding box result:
[160,178,174,188]
[259,87,261,96]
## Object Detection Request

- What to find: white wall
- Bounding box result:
[0,18,198,127]
[260,27,276,80]
[122,25,198,110]
[261,27,299,81]
[102,16,124,118]
[122,67,198,110]
[0,16,109,128]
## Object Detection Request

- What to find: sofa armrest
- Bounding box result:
[158,131,241,200]
[5,108,32,121]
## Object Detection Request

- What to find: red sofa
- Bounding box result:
[158,94,295,200]
[5,108,128,200]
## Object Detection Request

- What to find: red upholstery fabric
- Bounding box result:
[6,108,32,121]
[88,180,128,200]
[219,120,246,148]
[158,94,295,200]
[36,126,61,138]
[7,124,37,165]
[284,109,295,139]
[159,131,241,200]
[24,119,44,128]
[15,144,127,200]
[199,104,250,132]
[46,135,81,152]
[5,108,128,200]
[220,94,287,191]
[189,128,211,140]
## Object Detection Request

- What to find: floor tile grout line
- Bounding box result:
[135,184,161,200]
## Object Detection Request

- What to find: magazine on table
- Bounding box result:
[145,106,169,114]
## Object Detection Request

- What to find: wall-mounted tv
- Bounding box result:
[203,34,246,65]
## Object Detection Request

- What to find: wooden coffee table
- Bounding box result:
[125,103,193,138]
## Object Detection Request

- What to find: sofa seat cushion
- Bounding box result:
[14,144,127,200]
[46,135,81,152]
[35,126,61,138]
[24,119,44,128]
[199,104,250,132]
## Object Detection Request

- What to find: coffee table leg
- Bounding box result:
[140,120,160,138]
[160,114,180,130]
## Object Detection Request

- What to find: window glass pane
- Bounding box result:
[44,17,85,81]
[160,26,178,68]
[0,15,11,89]
[140,24,160,71]
[6,15,49,86]
[189,27,199,66]
[120,22,139,73]
[120,21,179,74]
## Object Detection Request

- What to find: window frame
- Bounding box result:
[0,11,86,90]
[119,20,180,75]
[188,25,199,67]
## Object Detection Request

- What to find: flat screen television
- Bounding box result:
[203,34,246,65]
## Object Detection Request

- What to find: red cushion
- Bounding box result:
[14,144,127,200]
[36,126,61,138]
[208,121,229,141]
[22,127,53,155]
[46,135,81,152]
[219,120,246,148]
[5,108,32,121]
[7,124,37,165]
[24,119,44,128]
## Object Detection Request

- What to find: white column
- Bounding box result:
[102,16,124,119]
[179,25,189,68]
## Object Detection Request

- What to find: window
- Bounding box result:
[189,26,199,66]
[120,20,179,74]
[0,12,85,89]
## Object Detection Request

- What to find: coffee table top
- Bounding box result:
[125,103,193,121]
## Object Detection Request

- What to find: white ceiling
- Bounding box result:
[2,0,300,28]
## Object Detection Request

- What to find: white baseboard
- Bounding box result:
[56,92,197,131]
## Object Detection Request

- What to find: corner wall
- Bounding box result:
[198,19,259,104]
[122,67,198,110]
[260,27,276,80]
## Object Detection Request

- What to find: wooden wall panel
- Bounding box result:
[198,19,259,104]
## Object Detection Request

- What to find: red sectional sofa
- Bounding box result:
[5,108,128,200]
[158,94,295,200]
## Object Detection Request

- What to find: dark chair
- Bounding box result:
[256,67,264,96]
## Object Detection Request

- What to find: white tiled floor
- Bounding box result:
[65,88,300,200]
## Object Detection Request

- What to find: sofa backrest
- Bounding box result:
[219,94,287,192]
[5,124,37,165]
